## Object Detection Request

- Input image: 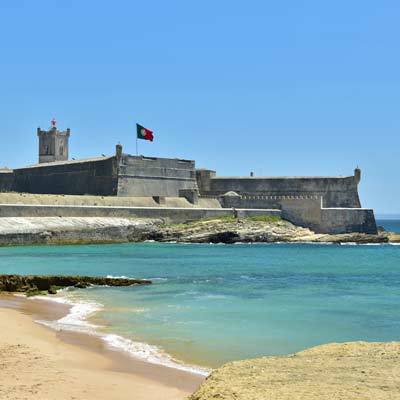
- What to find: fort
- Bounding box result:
[0,122,377,234]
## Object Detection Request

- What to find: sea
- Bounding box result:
[0,219,399,375]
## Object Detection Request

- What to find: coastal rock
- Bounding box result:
[0,216,396,246]
[159,217,394,244]
[387,232,400,243]
[189,342,400,400]
[0,217,163,246]
[0,274,151,294]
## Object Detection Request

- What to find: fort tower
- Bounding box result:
[37,119,70,164]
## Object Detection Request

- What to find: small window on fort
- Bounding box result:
[60,146,64,155]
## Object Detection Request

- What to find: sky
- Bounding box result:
[0,1,399,214]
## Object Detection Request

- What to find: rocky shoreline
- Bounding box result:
[0,216,398,246]
[189,341,400,400]
[158,216,400,244]
[0,274,151,296]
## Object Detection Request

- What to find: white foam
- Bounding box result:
[35,295,102,334]
[240,275,256,281]
[32,293,210,377]
[148,277,168,282]
[103,334,210,376]
[340,242,387,246]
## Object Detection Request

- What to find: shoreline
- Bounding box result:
[32,290,211,377]
[0,216,399,247]
[0,293,204,399]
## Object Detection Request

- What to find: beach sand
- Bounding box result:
[0,295,204,400]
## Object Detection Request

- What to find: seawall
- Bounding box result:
[280,198,377,234]
[0,204,281,224]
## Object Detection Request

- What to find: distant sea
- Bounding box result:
[377,218,400,233]
[1,233,399,373]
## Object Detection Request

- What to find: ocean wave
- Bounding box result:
[31,294,209,377]
[148,277,169,282]
[339,242,387,246]
[35,295,102,334]
[102,334,209,376]
[195,294,228,300]
[106,275,140,279]
[240,275,256,281]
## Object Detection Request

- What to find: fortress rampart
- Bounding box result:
[0,170,14,192]
[0,124,377,234]
[13,156,118,196]
[4,146,197,198]
[117,154,197,197]
[197,170,362,208]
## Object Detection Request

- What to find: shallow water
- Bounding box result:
[0,237,399,370]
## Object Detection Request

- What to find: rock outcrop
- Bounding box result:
[0,217,162,246]
[0,216,398,246]
[159,217,398,244]
[0,274,151,295]
[189,341,400,400]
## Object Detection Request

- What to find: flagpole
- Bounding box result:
[136,135,138,155]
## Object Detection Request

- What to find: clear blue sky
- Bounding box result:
[0,1,398,214]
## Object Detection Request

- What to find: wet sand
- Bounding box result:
[0,294,204,400]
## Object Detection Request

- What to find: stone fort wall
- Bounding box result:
[0,171,15,192]
[197,169,362,208]
[13,157,118,196]
[0,144,377,233]
[279,197,377,234]
[2,151,198,198]
[117,154,197,197]
[0,203,280,224]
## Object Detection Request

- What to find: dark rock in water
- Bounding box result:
[74,282,88,289]
[0,274,151,294]
[47,285,58,295]
[208,231,240,244]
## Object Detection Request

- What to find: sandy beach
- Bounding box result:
[0,295,203,400]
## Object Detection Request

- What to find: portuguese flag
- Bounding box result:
[136,123,154,141]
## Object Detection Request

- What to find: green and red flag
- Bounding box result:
[136,123,154,141]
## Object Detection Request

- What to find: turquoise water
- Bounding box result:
[0,241,399,370]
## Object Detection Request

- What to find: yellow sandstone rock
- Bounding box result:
[189,342,400,400]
